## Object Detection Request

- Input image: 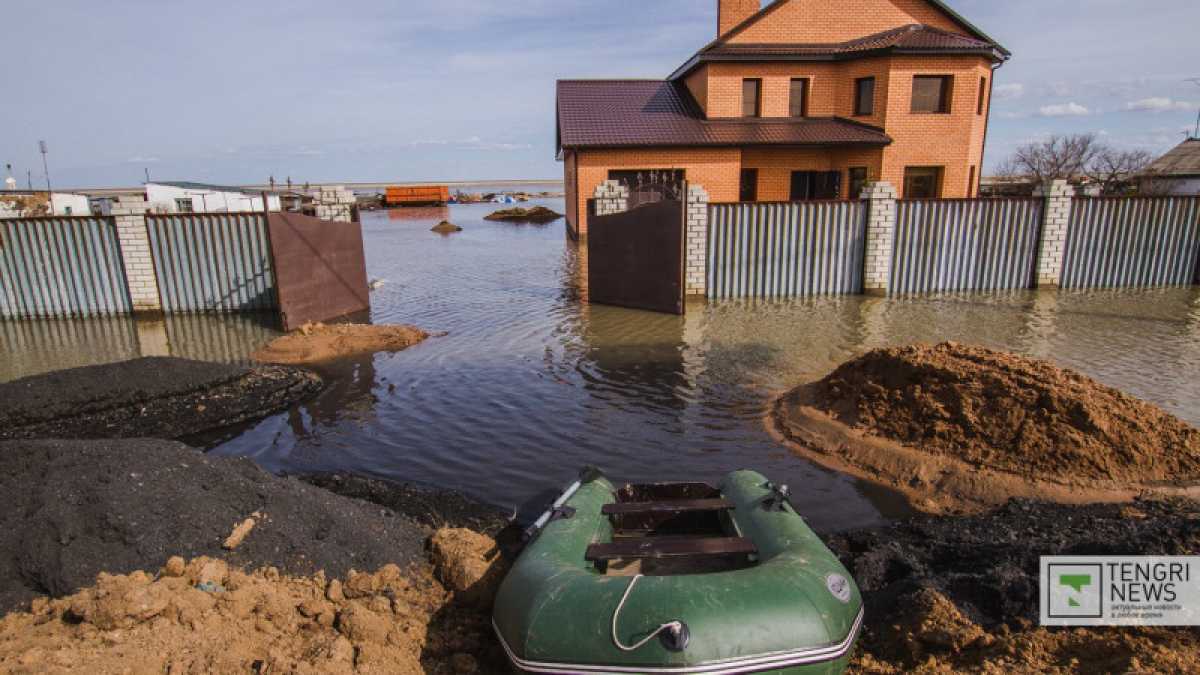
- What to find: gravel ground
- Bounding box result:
[0,438,432,614]
[0,357,322,441]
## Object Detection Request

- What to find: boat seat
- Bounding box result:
[601,498,734,516]
[585,536,756,563]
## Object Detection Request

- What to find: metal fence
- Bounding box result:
[145,213,277,313]
[0,217,132,319]
[890,198,1043,295]
[707,201,867,299]
[1061,197,1200,290]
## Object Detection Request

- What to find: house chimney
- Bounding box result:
[718,0,760,37]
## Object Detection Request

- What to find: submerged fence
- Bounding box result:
[890,198,1043,295]
[1061,197,1200,290]
[145,213,277,313]
[0,217,131,318]
[707,201,866,299]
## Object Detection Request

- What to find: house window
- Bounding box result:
[968,166,977,197]
[790,171,842,201]
[854,77,875,116]
[739,168,758,202]
[977,77,987,115]
[903,167,944,198]
[912,75,953,113]
[175,198,194,213]
[742,79,762,118]
[848,167,869,199]
[789,78,810,117]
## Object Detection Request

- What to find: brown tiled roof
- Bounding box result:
[1145,139,1200,177]
[670,25,1004,79]
[556,80,891,152]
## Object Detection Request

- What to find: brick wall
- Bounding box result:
[1032,179,1074,288]
[574,147,740,237]
[109,195,162,313]
[685,185,709,295]
[725,0,964,43]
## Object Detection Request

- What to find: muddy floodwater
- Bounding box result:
[4,195,1200,532]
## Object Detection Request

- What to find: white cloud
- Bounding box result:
[126,155,160,163]
[1038,102,1091,117]
[1125,97,1197,112]
[993,83,1025,100]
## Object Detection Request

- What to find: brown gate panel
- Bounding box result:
[587,199,685,315]
[267,213,369,330]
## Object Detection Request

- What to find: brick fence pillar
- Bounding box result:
[861,181,897,296]
[685,184,709,296]
[1033,179,1075,288]
[110,195,162,313]
[592,180,628,216]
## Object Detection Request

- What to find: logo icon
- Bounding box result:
[1047,563,1103,618]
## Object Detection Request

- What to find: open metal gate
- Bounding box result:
[587,197,685,315]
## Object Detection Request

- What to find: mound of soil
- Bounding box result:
[483,206,563,223]
[0,358,321,441]
[0,544,506,674]
[253,322,430,365]
[431,220,463,234]
[0,439,431,614]
[830,497,1200,673]
[772,343,1200,512]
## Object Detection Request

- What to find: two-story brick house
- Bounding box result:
[556,0,1009,238]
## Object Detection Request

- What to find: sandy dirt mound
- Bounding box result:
[831,497,1200,673]
[0,550,503,674]
[0,439,431,614]
[772,343,1200,512]
[253,323,430,365]
[431,221,462,234]
[0,357,321,441]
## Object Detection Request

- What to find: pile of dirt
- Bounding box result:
[483,206,563,223]
[0,357,321,441]
[431,220,463,234]
[830,497,1200,673]
[771,343,1200,512]
[253,322,430,365]
[0,439,432,614]
[0,535,508,674]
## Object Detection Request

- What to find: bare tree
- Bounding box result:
[1087,148,1154,195]
[1002,133,1101,184]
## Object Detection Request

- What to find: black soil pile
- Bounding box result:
[831,498,1200,672]
[796,342,1200,484]
[301,473,511,536]
[0,438,430,614]
[484,206,563,223]
[0,357,321,441]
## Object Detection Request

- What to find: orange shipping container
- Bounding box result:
[384,185,450,206]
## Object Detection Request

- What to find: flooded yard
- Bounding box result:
[4,196,1200,533]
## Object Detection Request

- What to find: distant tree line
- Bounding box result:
[994,133,1167,195]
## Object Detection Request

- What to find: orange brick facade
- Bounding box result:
[562,0,1000,238]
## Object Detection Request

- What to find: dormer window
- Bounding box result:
[742,78,762,118]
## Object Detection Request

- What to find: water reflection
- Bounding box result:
[4,199,1199,533]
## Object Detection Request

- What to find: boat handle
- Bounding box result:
[612,574,690,652]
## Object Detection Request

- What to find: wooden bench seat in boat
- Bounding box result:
[600,498,734,516]
[585,536,756,562]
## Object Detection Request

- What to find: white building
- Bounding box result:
[0,191,92,218]
[1141,138,1200,196]
[145,181,282,213]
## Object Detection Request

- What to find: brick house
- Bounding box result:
[556,0,1009,238]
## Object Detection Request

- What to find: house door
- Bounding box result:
[587,195,685,315]
[790,171,842,200]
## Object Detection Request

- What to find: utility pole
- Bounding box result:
[144,167,150,184]
[1188,79,1200,139]
[38,140,51,193]
[27,170,33,190]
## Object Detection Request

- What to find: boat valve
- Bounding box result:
[762,482,791,511]
[661,621,690,652]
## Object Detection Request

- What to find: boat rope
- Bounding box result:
[611,574,685,652]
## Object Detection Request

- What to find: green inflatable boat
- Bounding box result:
[493,468,863,674]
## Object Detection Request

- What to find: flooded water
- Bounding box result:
[4,197,1200,532]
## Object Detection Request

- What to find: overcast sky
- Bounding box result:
[1,0,1197,188]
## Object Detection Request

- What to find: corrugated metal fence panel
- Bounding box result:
[0,217,132,319]
[707,201,867,299]
[1061,197,1200,290]
[146,213,277,313]
[890,198,1043,295]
